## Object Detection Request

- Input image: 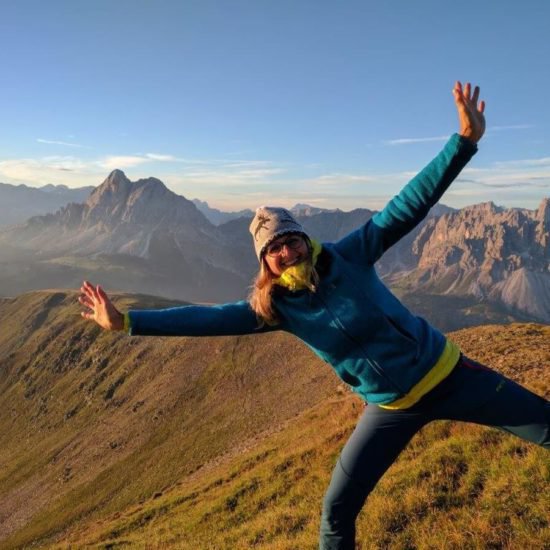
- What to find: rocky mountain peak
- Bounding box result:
[291,203,337,216]
[102,169,131,191]
[86,170,131,208]
[466,201,502,216]
[536,197,550,223]
[413,199,550,319]
[107,168,129,183]
[535,197,550,252]
[83,172,183,228]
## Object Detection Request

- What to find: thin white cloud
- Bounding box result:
[0,157,98,187]
[492,157,550,168]
[384,124,533,147]
[487,124,533,132]
[145,153,177,161]
[37,138,85,148]
[98,156,151,170]
[383,135,450,146]
[99,152,187,168]
[180,167,285,185]
[223,160,274,169]
[314,173,377,185]
[137,155,276,167]
[1,148,548,212]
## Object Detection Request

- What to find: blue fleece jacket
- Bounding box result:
[128,134,477,405]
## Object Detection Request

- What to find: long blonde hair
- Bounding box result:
[248,236,319,326]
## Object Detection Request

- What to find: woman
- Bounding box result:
[80,82,549,549]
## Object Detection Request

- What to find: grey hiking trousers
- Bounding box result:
[319,355,550,549]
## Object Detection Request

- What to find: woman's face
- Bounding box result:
[263,234,309,277]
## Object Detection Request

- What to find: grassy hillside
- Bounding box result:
[0,290,337,547]
[0,292,548,549]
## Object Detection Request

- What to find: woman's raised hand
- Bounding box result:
[453,81,486,144]
[79,281,125,331]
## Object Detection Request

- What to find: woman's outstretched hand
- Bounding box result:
[79,281,125,331]
[453,81,486,144]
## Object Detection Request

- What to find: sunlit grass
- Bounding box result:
[0,291,548,549]
[45,397,549,550]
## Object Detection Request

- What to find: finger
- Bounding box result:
[479,100,486,113]
[464,82,471,100]
[453,86,465,106]
[453,81,462,98]
[453,92,465,108]
[81,311,93,320]
[96,285,106,304]
[82,281,96,300]
[471,85,480,106]
[78,295,94,308]
[86,282,100,303]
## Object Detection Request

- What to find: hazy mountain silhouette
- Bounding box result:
[0,181,93,227]
[192,198,253,225]
[0,171,548,325]
[0,171,254,301]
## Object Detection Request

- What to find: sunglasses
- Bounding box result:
[265,235,305,257]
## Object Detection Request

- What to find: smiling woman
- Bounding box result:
[79,82,549,550]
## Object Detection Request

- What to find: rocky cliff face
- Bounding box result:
[0,171,253,301]
[409,199,550,321]
[1,171,548,323]
[13,170,217,257]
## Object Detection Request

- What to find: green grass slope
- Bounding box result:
[0,292,548,549]
[0,290,338,548]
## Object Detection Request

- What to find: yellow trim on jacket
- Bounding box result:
[123,312,131,333]
[379,339,460,410]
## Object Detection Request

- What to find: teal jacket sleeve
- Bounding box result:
[127,300,278,337]
[333,133,477,264]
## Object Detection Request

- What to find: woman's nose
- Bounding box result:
[280,244,293,258]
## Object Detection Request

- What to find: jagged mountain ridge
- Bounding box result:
[405,199,550,321]
[192,198,253,225]
[10,170,216,256]
[0,171,548,322]
[193,200,342,226]
[0,171,254,301]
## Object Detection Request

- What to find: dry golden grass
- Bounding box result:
[0,291,548,549]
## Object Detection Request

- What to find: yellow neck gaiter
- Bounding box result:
[272,239,322,292]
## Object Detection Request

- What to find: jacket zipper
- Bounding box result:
[384,314,420,359]
[315,288,405,395]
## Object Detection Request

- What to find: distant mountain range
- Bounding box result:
[403,200,550,322]
[0,171,253,302]
[191,198,341,225]
[0,182,94,227]
[192,198,253,225]
[0,171,548,327]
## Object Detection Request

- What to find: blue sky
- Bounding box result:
[1,0,549,211]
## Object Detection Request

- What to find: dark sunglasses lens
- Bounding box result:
[287,237,302,248]
[267,243,281,255]
[266,235,303,256]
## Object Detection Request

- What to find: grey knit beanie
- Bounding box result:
[249,206,306,260]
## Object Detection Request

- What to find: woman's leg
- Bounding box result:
[432,355,550,448]
[319,357,549,549]
[319,404,428,550]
